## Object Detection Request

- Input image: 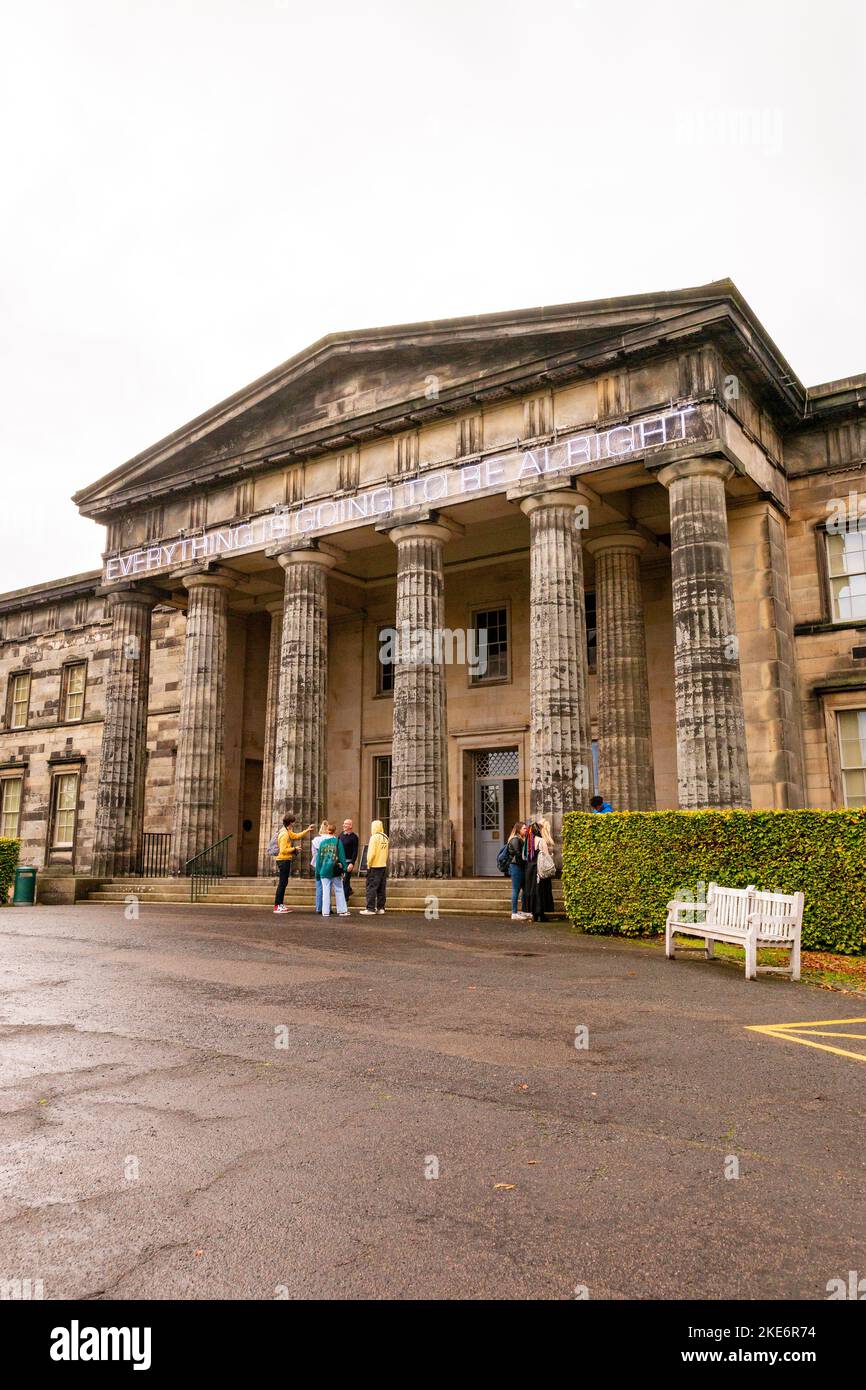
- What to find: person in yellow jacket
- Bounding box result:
[359,819,389,915]
[274,815,313,914]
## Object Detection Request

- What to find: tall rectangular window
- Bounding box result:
[62,662,87,723]
[373,755,392,835]
[826,531,866,623]
[0,777,23,838]
[585,590,598,667]
[52,772,79,848]
[376,626,395,695]
[470,606,508,684]
[837,709,866,808]
[9,672,31,730]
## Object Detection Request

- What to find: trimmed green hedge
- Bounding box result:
[562,810,866,955]
[0,838,21,906]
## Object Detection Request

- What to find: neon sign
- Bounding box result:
[103,404,701,582]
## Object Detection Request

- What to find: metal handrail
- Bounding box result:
[185,835,233,903]
[138,831,172,878]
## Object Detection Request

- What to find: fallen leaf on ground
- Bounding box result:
[494,1183,517,1190]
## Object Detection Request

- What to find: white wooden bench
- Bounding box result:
[665,882,804,980]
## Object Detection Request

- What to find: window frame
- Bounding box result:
[468,601,511,688]
[60,660,88,725]
[836,706,866,809]
[819,524,866,626]
[0,773,24,839]
[374,624,395,698]
[7,670,32,730]
[49,769,80,851]
[372,753,392,835]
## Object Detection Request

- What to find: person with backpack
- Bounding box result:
[310,820,330,912]
[501,821,530,920]
[273,815,314,914]
[523,818,556,923]
[359,819,389,915]
[315,822,350,917]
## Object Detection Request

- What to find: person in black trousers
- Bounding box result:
[338,818,359,900]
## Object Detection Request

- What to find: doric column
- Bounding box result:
[381,514,461,878]
[258,600,284,875]
[511,482,594,843]
[270,541,342,874]
[171,568,237,872]
[92,588,158,878]
[656,456,751,809]
[586,531,656,810]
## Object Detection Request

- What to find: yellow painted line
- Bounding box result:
[748,1016,866,1029]
[746,1018,866,1063]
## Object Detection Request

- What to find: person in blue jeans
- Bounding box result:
[315,822,349,917]
[506,821,529,919]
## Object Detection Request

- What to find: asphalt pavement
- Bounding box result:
[1,901,864,1300]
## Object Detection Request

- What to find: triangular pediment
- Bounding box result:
[74,279,803,518]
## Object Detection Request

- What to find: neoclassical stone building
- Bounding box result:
[2,280,865,890]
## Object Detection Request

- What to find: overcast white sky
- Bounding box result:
[2,0,864,592]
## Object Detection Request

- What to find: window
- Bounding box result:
[9,672,31,730]
[585,590,598,667]
[0,777,23,838]
[837,709,866,808]
[373,755,392,835]
[826,531,866,623]
[376,626,395,695]
[52,772,79,848]
[470,606,508,684]
[62,662,87,723]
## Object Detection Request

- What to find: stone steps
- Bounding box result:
[82,875,563,916]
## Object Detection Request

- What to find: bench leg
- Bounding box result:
[791,934,801,982]
[665,917,675,959]
[745,933,757,981]
[705,937,715,960]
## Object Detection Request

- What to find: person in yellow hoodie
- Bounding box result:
[274,815,313,914]
[359,819,389,915]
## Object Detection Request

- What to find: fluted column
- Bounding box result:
[656,456,751,809]
[384,517,459,878]
[92,588,158,877]
[171,569,237,872]
[270,541,342,874]
[514,484,593,843]
[258,600,284,875]
[586,532,656,810]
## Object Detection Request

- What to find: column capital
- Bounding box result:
[269,539,345,571]
[585,529,648,559]
[508,476,598,518]
[171,564,239,593]
[96,583,162,609]
[376,508,464,548]
[656,455,735,490]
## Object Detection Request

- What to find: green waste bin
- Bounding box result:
[12,867,37,905]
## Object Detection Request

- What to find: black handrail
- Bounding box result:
[138,832,172,878]
[185,835,233,903]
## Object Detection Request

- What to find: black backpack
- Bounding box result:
[497,843,511,876]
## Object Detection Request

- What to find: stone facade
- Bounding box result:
[1,281,864,882]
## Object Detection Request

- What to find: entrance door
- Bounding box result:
[240,759,263,877]
[473,749,520,876]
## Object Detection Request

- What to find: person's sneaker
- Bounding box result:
[337,911,350,917]
[377,909,385,914]
[274,905,291,914]
[511,913,524,920]
[359,908,375,915]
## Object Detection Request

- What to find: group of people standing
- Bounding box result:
[273,815,390,917]
[503,819,557,922]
